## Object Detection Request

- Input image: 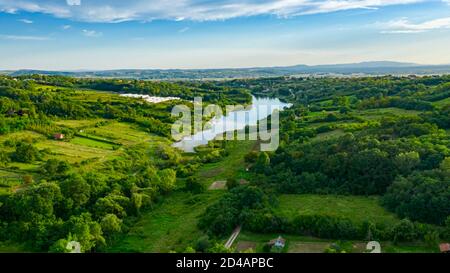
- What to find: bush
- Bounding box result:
[226,178,239,190]
[244,151,259,163]
[185,177,205,194]
[390,219,418,244]
[195,236,212,253]
[11,142,40,163]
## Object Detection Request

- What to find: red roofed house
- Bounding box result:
[439,243,450,253]
[53,133,65,140]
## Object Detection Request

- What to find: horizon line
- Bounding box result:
[4,61,450,72]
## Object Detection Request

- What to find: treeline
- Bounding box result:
[0,78,176,137]
[256,126,449,225]
[264,125,447,194]
[237,76,450,228]
[0,145,178,252]
[219,75,450,104]
[199,185,450,243]
[14,75,252,106]
[357,96,435,111]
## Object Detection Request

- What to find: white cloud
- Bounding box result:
[0,0,427,23]
[66,0,81,6]
[380,17,450,34]
[82,29,102,37]
[18,19,33,24]
[0,34,50,40]
[178,27,190,33]
[62,24,71,30]
[1,7,16,13]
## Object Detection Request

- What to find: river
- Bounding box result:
[172,96,292,153]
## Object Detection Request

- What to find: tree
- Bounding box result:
[63,213,105,252]
[59,174,91,209]
[185,177,204,194]
[391,219,417,244]
[424,231,440,250]
[254,152,270,173]
[42,159,70,178]
[184,246,196,253]
[195,236,212,253]
[444,216,450,240]
[394,151,420,175]
[208,243,234,253]
[49,234,77,253]
[382,170,450,225]
[244,151,259,163]
[130,192,144,215]
[100,214,122,235]
[94,195,128,218]
[10,182,62,221]
[0,150,10,167]
[11,142,40,163]
[441,157,450,171]
[199,186,268,236]
[226,178,239,190]
[157,169,176,193]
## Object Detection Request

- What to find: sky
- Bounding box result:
[0,0,450,70]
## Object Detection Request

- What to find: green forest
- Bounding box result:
[0,75,449,253]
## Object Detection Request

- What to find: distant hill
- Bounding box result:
[3,61,450,79]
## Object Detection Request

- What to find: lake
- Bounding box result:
[172,96,292,153]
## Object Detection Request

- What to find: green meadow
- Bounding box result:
[274,194,400,225]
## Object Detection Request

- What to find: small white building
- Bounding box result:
[269,236,286,248]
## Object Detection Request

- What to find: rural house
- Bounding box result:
[268,236,286,248]
[439,243,450,253]
[53,133,65,140]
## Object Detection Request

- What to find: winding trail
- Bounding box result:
[224,226,241,249]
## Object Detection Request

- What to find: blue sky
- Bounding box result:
[0,0,450,70]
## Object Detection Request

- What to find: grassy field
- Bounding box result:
[54,119,106,130]
[110,140,258,252]
[82,122,169,146]
[195,140,257,188]
[70,136,117,150]
[357,107,421,120]
[0,120,170,194]
[109,191,222,253]
[274,194,400,225]
[312,129,346,141]
[0,130,45,143]
[36,138,116,163]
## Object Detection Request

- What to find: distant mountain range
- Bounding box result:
[3,61,450,80]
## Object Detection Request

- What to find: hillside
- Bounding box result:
[0,74,449,254]
[4,62,450,80]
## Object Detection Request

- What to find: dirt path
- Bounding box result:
[224,226,241,249]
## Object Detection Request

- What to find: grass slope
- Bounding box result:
[274,194,399,225]
[109,140,257,252]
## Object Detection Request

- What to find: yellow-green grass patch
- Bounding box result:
[83,122,168,146]
[432,97,450,107]
[71,136,117,150]
[54,119,106,130]
[195,140,257,187]
[274,194,399,226]
[36,139,117,163]
[357,107,421,120]
[0,130,45,143]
